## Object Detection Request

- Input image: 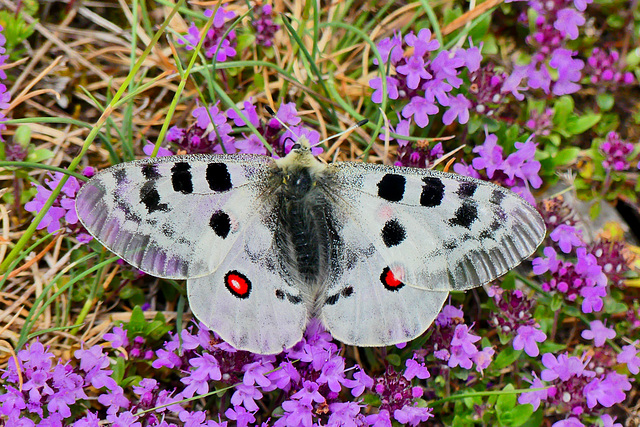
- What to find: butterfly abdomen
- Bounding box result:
[270,163,338,291]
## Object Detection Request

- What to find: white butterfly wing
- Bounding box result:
[187,214,308,354]
[76,154,274,279]
[319,161,545,346]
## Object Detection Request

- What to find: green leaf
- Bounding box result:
[492,347,522,370]
[236,33,256,52]
[112,356,126,384]
[553,96,574,127]
[28,148,55,163]
[550,294,564,312]
[506,403,535,426]
[552,147,580,167]
[589,201,601,219]
[596,93,615,111]
[606,14,625,29]
[496,384,516,412]
[565,113,601,135]
[128,305,147,335]
[386,353,402,366]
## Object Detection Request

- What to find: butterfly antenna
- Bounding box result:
[317,119,368,147]
[264,106,298,137]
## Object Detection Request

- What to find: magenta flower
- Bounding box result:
[369,76,400,103]
[402,96,439,128]
[549,224,583,253]
[532,246,562,275]
[617,343,640,374]
[403,358,430,380]
[441,93,471,125]
[584,372,631,408]
[580,320,615,347]
[513,325,547,356]
[396,55,432,89]
[404,28,439,57]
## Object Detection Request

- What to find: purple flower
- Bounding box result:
[549,49,583,95]
[277,399,314,427]
[554,9,585,40]
[317,355,346,392]
[404,29,439,57]
[540,353,592,382]
[393,404,433,425]
[291,380,326,406]
[365,409,392,427]
[448,324,481,369]
[600,131,634,171]
[403,358,430,380]
[552,418,584,427]
[580,283,607,313]
[532,247,562,275]
[581,320,615,347]
[374,33,403,65]
[549,224,583,253]
[441,93,471,125]
[431,50,465,88]
[369,76,400,103]
[513,325,547,357]
[231,384,263,412]
[601,414,623,427]
[143,142,173,157]
[251,4,280,47]
[25,173,85,236]
[106,411,141,427]
[181,352,222,397]
[103,326,129,349]
[342,366,374,397]
[401,96,438,128]
[396,55,432,89]
[518,373,548,410]
[435,304,464,327]
[471,132,503,178]
[225,405,256,427]
[617,343,640,374]
[584,372,631,408]
[472,346,495,373]
[328,401,363,425]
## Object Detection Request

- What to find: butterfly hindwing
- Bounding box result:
[76,154,275,279]
[319,216,449,346]
[187,213,308,354]
[326,161,546,292]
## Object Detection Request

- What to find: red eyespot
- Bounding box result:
[380,266,404,291]
[225,270,251,299]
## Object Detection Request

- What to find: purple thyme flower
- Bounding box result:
[549,224,583,253]
[584,371,631,408]
[617,343,640,374]
[600,131,634,171]
[581,320,615,347]
[251,4,280,47]
[513,325,547,357]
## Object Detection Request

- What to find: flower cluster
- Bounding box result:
[0,341,120,426]
[515,0,587,95]
[519,351,632,426]
[533,197,633,314]
[488,287,547,357]
[426,305,495,373]
[251,4,280,47]
[585,48,635,86]
[453,130,542,203]
[177,7,237,62]
[24,170,94,243]
[166,101,321,158]
[599,131,635,172]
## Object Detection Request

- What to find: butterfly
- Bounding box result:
[76,129,546,354]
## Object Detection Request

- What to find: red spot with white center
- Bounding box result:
[380,266,405,291]
[225,270,251,299]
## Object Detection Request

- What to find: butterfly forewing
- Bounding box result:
[76,154,275,279]
[325,162,546,292]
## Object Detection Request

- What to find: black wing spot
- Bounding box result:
[381,219,406,247]
[207,163,232,192]
[210,210,231,239]
[444,239,458,250]
[141,164,161,180]
[457,182,477,198]
[490,189,506,205]
[171,162,193,194]
[140,182,169,213]
[449,201,478,229]
[377,174,406,202]
[114,168,127,185]
[341,286,354,298]
[420,177,445,207]
[490,219,502,231]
